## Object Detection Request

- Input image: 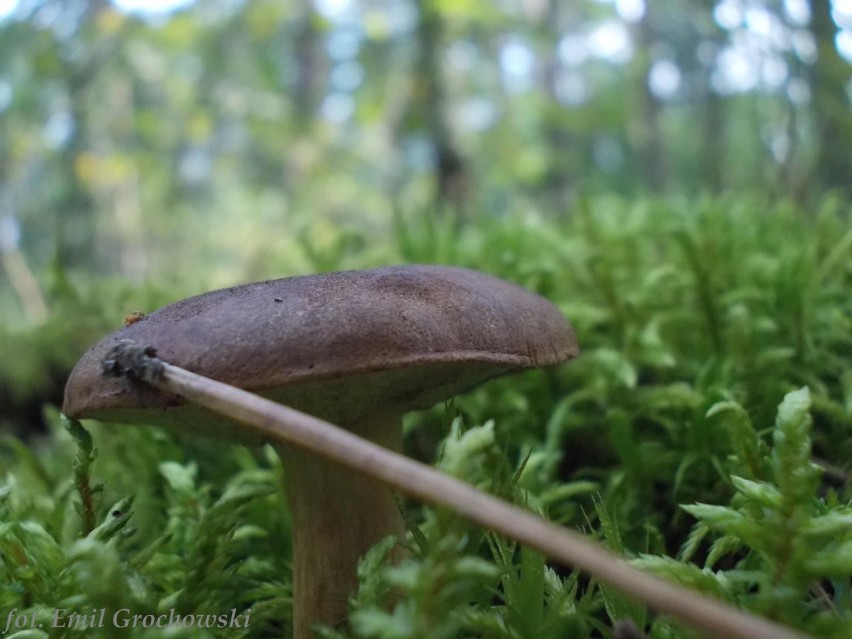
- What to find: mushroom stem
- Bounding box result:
[99,342,808,639]
[274,410,405,637]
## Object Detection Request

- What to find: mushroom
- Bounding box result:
[63,265,579,636]
[63,266,807,639]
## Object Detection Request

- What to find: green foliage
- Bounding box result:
[3,2,852,634]
[320,422,594,639]
[63,416,99,536]
[1,416,290,638]
[2,195,851,637]
[652,388,852,636]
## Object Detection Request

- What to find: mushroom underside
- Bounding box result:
[65,359,519,441]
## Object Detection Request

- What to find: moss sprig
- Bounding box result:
[635,388,852,635]
[61,416,100,536]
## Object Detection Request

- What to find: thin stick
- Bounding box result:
[102,342,807,639]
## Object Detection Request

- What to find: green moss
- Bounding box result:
[2,195,851,637]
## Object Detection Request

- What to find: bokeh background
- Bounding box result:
[1,0,851,441]
[2,0,851,308]
[1,5,851,636]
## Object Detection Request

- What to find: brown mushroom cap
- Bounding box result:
[63,265,578,436]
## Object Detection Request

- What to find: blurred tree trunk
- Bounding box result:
[413,0,469,216]
[808,0,852,195]
[56,1,110,269]
[92,78,148,280]
[629,8,667,191]
[695,10,728,193]
[700,74,724,192]
[293,2,324,126]
[540,0,581,204]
